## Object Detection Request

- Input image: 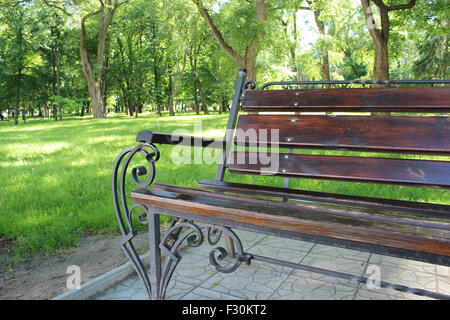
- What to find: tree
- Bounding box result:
[412,0,449,79]
[360,0,416,82]
[191,0,267,81]
[79,0,127,118]
[304,0,331,86]
[0,2,39,124]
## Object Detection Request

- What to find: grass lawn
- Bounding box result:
[0,112,449,260]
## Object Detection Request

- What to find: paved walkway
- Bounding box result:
[96,230,449,300]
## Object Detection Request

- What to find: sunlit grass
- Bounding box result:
[0,112,449,259]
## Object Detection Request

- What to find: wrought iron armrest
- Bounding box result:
[112,130,229,298]
[136,130,226,149]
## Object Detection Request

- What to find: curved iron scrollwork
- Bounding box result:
[112,143,160,298]
[207,227,222,245]
[154,220,249,299]
[112,144,249,299]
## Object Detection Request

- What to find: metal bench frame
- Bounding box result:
[112,69,450,300]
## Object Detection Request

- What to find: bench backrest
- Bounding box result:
[222,71,450,189]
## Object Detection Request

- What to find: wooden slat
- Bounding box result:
[131,187,450,260]
[227,152,450,188]
[235,115,450,155]
[197,179,450,219]
[242,87,450,112]
[152,183,450,230]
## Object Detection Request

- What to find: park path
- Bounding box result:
[95,229,449,300]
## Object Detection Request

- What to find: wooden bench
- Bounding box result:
[112,69,450,300]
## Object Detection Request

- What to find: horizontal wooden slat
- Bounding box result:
[131,186,450,263]
[235,115,450,155]
[227,152,450,188]
[197,179,450,220]
[151,183,450,230]
[242,87,450,112]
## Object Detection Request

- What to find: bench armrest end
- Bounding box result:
[136,130,154,143]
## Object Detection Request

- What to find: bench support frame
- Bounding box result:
[112,145,450,300]
[112,71,450,300]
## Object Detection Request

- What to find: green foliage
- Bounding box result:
[48,95,83,113]
[1,113,449,258]
[0,0,447,117]
[0,0,448,258]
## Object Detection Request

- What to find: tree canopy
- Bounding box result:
[0,0,448,121]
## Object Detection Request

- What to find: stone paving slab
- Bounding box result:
[95,230,449,300]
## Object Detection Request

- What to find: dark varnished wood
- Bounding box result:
[242,87,450,112]
[235,115,450,155]
[130,81,450,270]
[227,152,450,188]
[197,179,450,219]
[131,186,450,258]
[153,183,449,229]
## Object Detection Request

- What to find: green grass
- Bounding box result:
[0,112,449,259]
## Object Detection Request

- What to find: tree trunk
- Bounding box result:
[194,81,199,115]
[374,41,389,82]
[168,71,174,116]
[309,3,331,87]
[102,34,110,115]
[168,53,187,117]
[22,105,26,123]
[14,68,22,125]
[56,46,62,121]
[188,51,208,115]
[196,78,209,115]
[361,0,416,84]
[290,10,299,80]
[192,0,266,82]
[79,1,117,119]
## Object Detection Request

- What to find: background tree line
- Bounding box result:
[0,0,448,123]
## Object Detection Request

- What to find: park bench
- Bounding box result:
[112,69,450,300]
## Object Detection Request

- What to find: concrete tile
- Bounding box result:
[437,275,450,295]
[436,265,449,277]
[200,262,290,300]
[310,244,370,262]
[369,254,438,275]
[99,285,136,300]
[165,280,196,300]
[253,235,315,253]
[302,252,367,275]
[121,276,146,290]
[130,289,150,300]
[295,252,367,287]
[181,287,243,300]
[270,275,356,300]
[247,243,307,264]
[233,229,268,247]
[169,251,216,286]
[372,264,437,292]
[94,232,445,301]
[355,286,435,300]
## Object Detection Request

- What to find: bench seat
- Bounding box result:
[114,69,450,299]
[131,182,450,267]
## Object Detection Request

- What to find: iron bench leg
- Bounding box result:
[148,209,162,300]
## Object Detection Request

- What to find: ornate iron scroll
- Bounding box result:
[112,143,160,298]
[112,143,238,299]
[156,220,249,299]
